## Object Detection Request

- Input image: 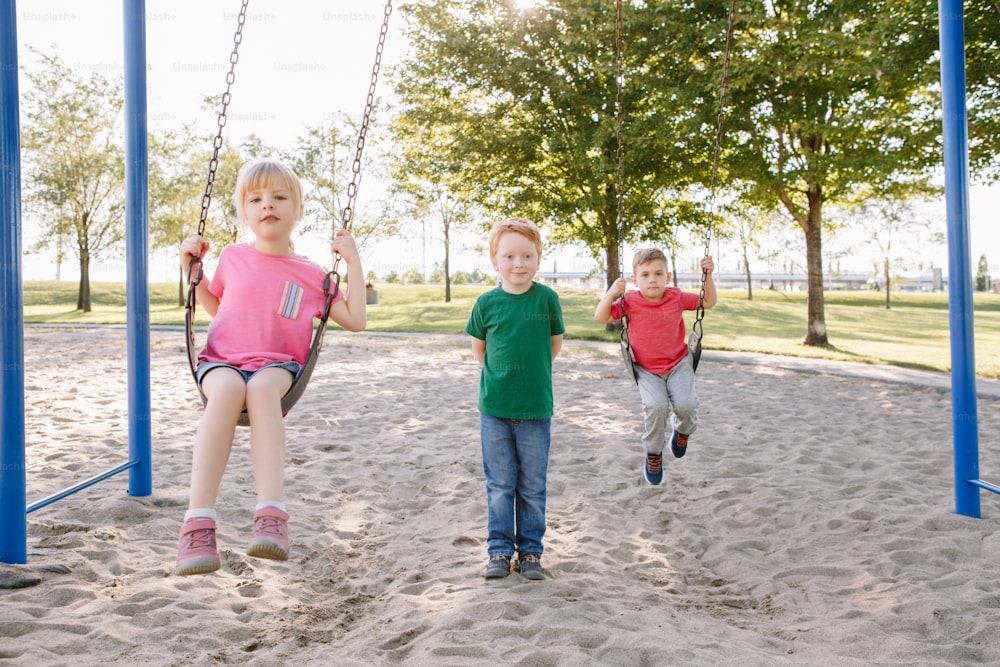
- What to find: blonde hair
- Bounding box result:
[488,217,543,262]
[233,159,305,222]
[632,247,668,273]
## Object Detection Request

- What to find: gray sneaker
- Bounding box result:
[485,553,511,579]
[517,552,545,580]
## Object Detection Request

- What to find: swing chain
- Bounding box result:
[189,0,249,286]
[708,0,737,207]
[339,1,393,230]
[332,0,393,277]
[614,0,625,282]
[694,0,737,332]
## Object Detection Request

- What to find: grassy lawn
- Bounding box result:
[21,280,1000,379]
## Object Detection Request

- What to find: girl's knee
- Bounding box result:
[246,368,293,401]
[202,369,247,405]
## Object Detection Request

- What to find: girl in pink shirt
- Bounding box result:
[175,159,366,576]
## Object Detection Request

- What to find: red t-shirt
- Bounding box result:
[199,244,339,371]
[611,288,700,375]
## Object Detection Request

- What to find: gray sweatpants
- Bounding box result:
[635,354,698,454]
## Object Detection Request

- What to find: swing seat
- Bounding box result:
[181,0,391,427]
[185,270,339,428]
[617,298,703,382]
[619,309,638,383]
[688,329,702,373]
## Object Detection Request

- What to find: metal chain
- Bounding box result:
[614,0,625,282]
[189,0,248,285]
[693,0,737,335]
[333,0,393,275]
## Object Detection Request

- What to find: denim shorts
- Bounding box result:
[195,360,302,389]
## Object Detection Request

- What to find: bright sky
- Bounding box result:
[12,1,1000,283]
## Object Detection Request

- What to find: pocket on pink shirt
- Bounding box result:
[277,281,303,320]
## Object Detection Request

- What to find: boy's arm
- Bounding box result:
[470,337,486,366]
[594,277,627,323]
[700,256,717,309]
[551,334,563,360]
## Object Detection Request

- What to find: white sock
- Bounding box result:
[255,500,286,513]
[184,508,216,521]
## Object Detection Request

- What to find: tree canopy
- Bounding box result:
[394,0,710,284]
[393,0,1000,345]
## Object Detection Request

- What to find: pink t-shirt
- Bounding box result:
[611,288,700,375]
[198,244,340,371]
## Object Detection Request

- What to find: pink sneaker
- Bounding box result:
[247,507,290,561]
[175,517,221,576]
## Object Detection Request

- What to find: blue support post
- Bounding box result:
[938,0,980,517]
[0,0,27,564]
[123,0,153,497]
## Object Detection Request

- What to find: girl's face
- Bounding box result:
[243,181,298,250]
[493,231,540,294]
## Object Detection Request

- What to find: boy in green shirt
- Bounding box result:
[466,217,564,580]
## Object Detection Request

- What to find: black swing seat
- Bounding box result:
[185,265,340,428]
[617,301,638,384]
[617,295,702,384]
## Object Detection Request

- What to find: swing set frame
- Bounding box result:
[0,0,993,567]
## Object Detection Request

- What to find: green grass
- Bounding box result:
[22,280,1000,379]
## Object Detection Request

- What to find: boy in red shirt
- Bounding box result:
[595,248,716,485]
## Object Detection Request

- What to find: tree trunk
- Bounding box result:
[883,258,891,310]
[444,223,451,303]
[742,248,753,301]
[604,228,621,332]
[604,235,621,288]
[178,264,185,307]
[802,189,828,346]
[77,250,91,312]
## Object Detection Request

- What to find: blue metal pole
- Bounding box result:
[123,0,152,497]
[938,0,980,518]
[0,0,27,564]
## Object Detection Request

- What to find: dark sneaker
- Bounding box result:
[485,553,511,579]
[670,429,690,459]
[644,452,664,485]
[517,553,545,580]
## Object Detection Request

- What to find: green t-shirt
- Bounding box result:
[465,282,565,420]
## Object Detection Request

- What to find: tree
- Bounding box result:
[394,0,1000,343]
[21,49,124,312]
[394,0,701,289]
[709,1,946,345]
[976,254,991,292]
[728,204,781,302]
[285,116,399,268]
[964,1,1000,183]
[389,92,479,303]
[851,195,941,308]
[148,126,208,304]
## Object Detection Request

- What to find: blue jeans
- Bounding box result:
[479,414,551,556]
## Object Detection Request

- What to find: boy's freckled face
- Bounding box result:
[493,232,540,295]
[632,259,669,302]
